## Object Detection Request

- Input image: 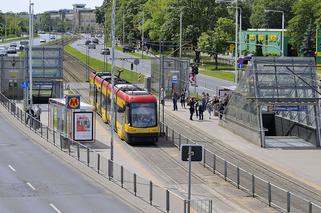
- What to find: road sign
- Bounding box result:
[21,81,29,89]
[172,74,178,84]
[181,144,203,162]
[66,95,81,109]
[134,59,140,65]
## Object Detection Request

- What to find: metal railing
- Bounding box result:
[159,122,321,213]
[0,93,212,213]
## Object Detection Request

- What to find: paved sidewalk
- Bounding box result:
[163,100,321,191]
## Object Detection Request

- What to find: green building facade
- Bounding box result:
[240,29,288,57]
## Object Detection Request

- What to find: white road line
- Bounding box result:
[8,165,16,172]
[49,203,62,213]
[26,182,36,190]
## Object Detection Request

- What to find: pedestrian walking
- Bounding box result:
[208,99,214,119]
[219,102,225,120]
[180,92,186,108]
[35,105,42,121]
[189,98,195,120]
[26,105,34,125]
[172,92,178,111]
[160,88,165,105]
[195,101,199,117]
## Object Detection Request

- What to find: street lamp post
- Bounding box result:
[265,9,285,57]
[28,1,34,107]
[141,12,144,59]
[179,11,183,58]
[110,0,116,161]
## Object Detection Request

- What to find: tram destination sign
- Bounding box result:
[272,106,308,112]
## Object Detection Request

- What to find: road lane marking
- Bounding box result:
[49,203,62,213]
[26,182,36,190]
[8,165,16,172]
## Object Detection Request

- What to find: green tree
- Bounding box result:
[198,18,234,69]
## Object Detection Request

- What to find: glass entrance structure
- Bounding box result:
[223,57,320,148]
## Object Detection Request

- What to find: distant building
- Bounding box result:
[43,4,97,33]
[240,29,291,57]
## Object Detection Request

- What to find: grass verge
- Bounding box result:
[64,45,145,83]
[200,70,234,82]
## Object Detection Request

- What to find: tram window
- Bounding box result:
[98,91,102,106]
[102,94,107,108]
[117,106,125,124]
[130,103,156,128]
[106,95,111,113]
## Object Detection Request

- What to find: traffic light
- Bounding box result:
[191,64,199,75]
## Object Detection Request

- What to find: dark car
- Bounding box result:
[100,48,110,55]
[88,43,96,49]
[92,38,99,44]
[123,46,135,53]
[85,40,91,45]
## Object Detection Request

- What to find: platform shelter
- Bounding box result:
[222,57,321,148]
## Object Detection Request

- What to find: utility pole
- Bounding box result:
[141,12,144,59]
[234,0,238,83]
[5,13,7,41]
[28,1,34,107]
[239,8,242,57]
[179,11,183,58]
[281,12,285,57]
[110,0,116,161]
[122,12,125,45]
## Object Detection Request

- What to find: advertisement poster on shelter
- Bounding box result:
[73,112,93,141]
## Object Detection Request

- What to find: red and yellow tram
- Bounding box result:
[89,72,159,143]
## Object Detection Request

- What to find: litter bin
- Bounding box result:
[60,135,70,149]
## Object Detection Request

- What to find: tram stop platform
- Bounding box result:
[162,97,321,193]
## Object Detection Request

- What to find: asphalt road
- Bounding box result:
[0,110,137,213]
[71,35,235,95]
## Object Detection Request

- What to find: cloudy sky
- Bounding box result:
[1,0,104,13]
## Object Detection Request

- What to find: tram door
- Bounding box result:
[8,80,18,99]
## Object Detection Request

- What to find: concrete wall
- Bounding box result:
[275,116,317,146]
[220,118,261,146]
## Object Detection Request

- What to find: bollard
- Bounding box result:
[172,130,174,144]
[60,135,63,151]
[268,182,271,207]
[165,126,168,140]
[287,191,291,213]
[40,123,43,138]
[237,167,240,189]
[68,140,71,155]
[46,127,49,141]
[121,166,124,188]
[252,174,255,197]
[149,181,153,205]
[213,154,216,174]
[209,200,213,213]
[97,154,100,174]
[77,143,80,161]
[224,160,227,181]
[108,160,113,180]
[184,200,187,213]
[87,148,90,167]
[309,202,312,213]
[166,190,170,213]
[203,151,206,168]
[134,173,137,196]
[178,134,181,149]
[53,131,56,146]
[187,138,189,144]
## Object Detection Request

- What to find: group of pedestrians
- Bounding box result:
[169,89,230,121]
[26,104,42,128]
[188,92,229,121]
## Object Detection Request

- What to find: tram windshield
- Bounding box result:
[130,103,157,128]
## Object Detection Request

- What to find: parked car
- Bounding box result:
[49,35,56,40]
[96,34,103,38]
[100,48,110,55]
[88,43,96,49]
[123,46,135,53]
[7,47,17,54]
[20,40,29,46]
[92,38,99,44]
[40,38,46,43]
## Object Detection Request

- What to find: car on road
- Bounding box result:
[92,38,99,44]
[88,43,96,49]
[96,34,103,38]
[100,48,110,55]
[49,35,56,40]
[7,47,17,54]
[40,38,46,43]
[10,43,17,48]
[0,46,7,56]
[123,46,135,53]
[20,40,29,46]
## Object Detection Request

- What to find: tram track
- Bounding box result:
[164,110,321,206]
